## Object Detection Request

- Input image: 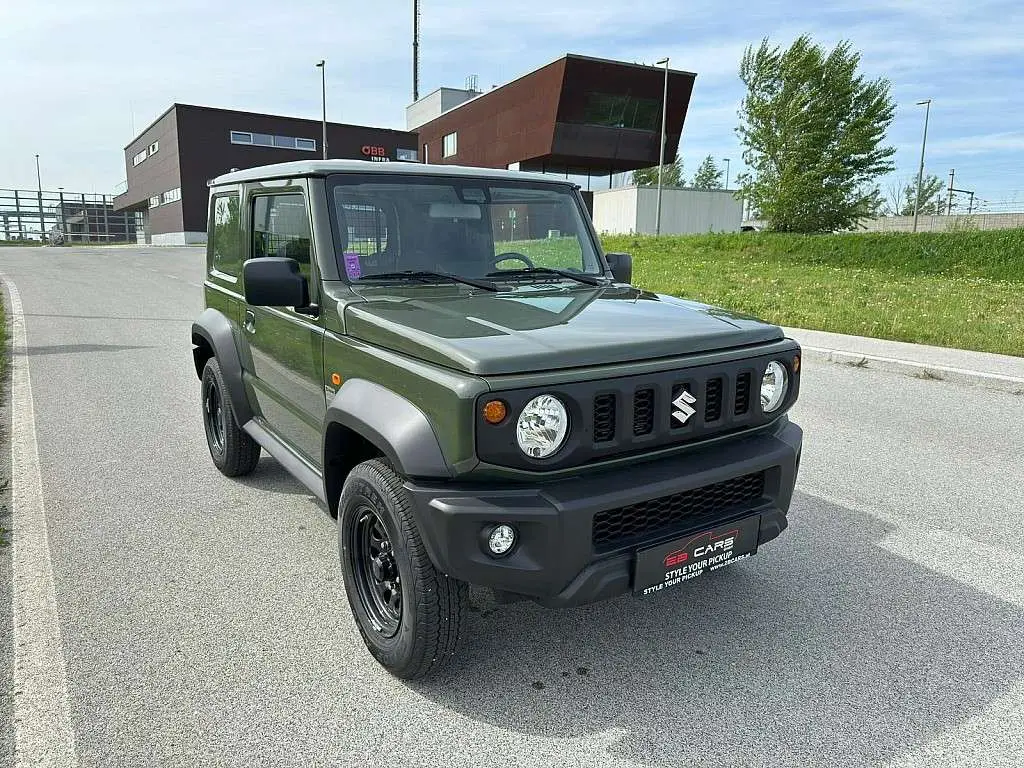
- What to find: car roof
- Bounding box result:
[209,159,575,187]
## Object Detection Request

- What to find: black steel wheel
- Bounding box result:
[200,358,261,477]
[339,458,468,679]
[350,506,402,637]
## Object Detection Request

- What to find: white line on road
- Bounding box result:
[2,274,79,767]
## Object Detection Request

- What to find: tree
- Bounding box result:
[885,174,946,216]
[736,36,897,232]
[691,155,723,189]
[632,155,684,187]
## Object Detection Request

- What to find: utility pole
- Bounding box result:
[316,60,327,159]
[655,57,669,236]
[912,99,931,233]
[967,191,975,214]
[722,158,731,190]
[35,154,45,240]
[413,0,421,102]
[947,168,955,215]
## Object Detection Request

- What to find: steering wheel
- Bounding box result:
[491,252,535,270]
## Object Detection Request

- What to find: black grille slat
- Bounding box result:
[735,373,751,415]
[705,378,723,422]
[593,394,616,443]
[591,472,766,550]
[633,389,654,436]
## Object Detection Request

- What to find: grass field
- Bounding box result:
[602,230,1024,357]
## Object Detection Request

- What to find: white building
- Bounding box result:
[592,186,742,235]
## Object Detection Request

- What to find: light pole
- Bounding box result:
[912,99,932,233]
[655,57,670,236]
[316,60,327,159]
[722,158,731,190]
[35,154,45,239]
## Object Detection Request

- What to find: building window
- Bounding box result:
[149,196,160,208]
[396,148,418,162]
[578,93,661,131]
[252,194,312,280]
[161,187,181,205]
[148,141,159,156]
[231,130,317,151]
[132,150,148,166]
[210,193,241,276]
[442,132,457,158]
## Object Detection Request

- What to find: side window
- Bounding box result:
[210,193,241,276]
[252,194,312,278]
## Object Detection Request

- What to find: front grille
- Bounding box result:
[705,377,723,422]
[591,472,766,550]
[633,388,654,436]
[593,394,616,443]
[735,372,751,415]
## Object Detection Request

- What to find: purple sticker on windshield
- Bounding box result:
[343,252,362,279]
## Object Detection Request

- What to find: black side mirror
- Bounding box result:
[243,257,309,308]
[604,252,633,284]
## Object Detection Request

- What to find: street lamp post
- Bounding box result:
[655,57,670,236]
[912,99,932,233]
[316,60,327,159]
[35,154,45,240]
[722,158,731,190]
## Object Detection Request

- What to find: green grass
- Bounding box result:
[601,230,1024,357]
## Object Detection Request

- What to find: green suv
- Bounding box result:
[191,160,803,678]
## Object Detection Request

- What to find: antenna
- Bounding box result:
[465,74,479,93]
[413,0,420,101]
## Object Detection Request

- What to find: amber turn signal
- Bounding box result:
[483,400,507,424]
[330,373,342,386]
[792,355,801,373]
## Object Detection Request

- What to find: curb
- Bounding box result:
[800,345,1024,395]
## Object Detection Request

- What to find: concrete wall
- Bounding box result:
[857,213,1024,232]
[592,186,638,233]
[151,231,206,246]
[593,186,742,235]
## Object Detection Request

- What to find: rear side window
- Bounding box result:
[252,194,312,277]
[209,193,241,276]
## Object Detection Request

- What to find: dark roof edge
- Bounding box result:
[122,103,415,151]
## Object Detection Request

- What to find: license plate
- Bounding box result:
[634,515,761,596]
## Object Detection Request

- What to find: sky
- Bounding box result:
[2,0,1023,212]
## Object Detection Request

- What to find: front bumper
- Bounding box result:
[404,419,802,607]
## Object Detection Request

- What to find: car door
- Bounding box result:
[240,184,326,467]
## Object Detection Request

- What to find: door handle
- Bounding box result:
[244,310,256,333]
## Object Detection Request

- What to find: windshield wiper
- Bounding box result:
[359,270,497,292]
[485,267,603,286]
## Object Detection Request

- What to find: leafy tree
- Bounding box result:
[691,155,723,190]
[886,174,946,216]
[736,36,897,232]
[632,155,684,187]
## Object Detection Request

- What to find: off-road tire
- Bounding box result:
[339,458,468,679]
[201,357,260,477]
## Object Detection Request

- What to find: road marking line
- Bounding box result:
[1,274,79,768]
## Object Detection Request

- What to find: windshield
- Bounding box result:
[327,174,603,283]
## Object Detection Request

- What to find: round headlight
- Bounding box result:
[516,394,569,458]
[761,361,789,413]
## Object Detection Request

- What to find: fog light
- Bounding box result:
[487,524,517,556]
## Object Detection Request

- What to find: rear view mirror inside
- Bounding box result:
[429,202,481,219]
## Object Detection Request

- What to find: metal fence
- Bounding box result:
[0,188,139,243]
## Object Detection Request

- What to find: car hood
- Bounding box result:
[343,284,784,376]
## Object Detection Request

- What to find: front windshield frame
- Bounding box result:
[325,172,607,285]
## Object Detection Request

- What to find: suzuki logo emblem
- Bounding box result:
[672,389,697,424]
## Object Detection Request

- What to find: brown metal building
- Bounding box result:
[113,104,418,244]
[411,54,696,182]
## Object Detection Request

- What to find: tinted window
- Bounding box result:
[578,93,660,131]
[252,194,312,277]
[210,193,241,276]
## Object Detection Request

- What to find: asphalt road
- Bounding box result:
[2,246,1023,768]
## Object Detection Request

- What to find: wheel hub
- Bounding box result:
[351,509,402,637]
